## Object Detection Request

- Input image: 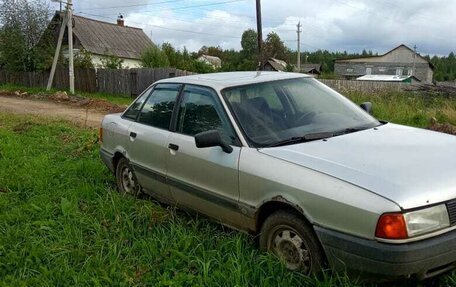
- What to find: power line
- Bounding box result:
[76,0,247,15]
[76,12,242,39]
[78,0,187,11]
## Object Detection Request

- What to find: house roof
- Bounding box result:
[54,12,153,60]
[335,44,434,69]
[265,58,287,71]
[300,63,321,73]
[357,74,420,82]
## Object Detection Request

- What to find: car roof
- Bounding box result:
[156,71,309,90]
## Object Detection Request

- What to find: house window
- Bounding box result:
[407,68,413,76]
[396,68,404,76]
[346,68,354,73]
[366,67,372,75]
[378,67,386,73]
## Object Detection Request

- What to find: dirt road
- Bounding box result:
[0,96,108,128]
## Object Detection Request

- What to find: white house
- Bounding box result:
[48,13,154,69]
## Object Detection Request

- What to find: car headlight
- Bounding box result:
[376,204,450,240]
[404,204,450,237]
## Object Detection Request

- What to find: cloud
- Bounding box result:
[63,0,455,55]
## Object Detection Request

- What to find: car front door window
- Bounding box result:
[177,86,236,144]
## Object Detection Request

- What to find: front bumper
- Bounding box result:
[315,226,456,279]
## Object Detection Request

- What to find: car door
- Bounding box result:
[166,85,245,227]
[127,83,182,204]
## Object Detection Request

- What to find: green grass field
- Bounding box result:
[1,89,456,286]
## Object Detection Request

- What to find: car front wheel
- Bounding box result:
[259,211,325,274]
[115,157,141,197]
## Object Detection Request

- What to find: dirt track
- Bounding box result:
[0,96,108,128]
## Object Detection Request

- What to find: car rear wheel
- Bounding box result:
[259,211,325,274]
[115,157,141,197]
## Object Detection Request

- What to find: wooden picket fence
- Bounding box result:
[2,68,445,96]
[0,67,195,96]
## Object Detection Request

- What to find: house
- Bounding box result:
[47,12,154,69]
[263,58,288,72]
[300,63,321,76]
[334,44,434,83]
[197,55,222,69]
[357,75,420,83]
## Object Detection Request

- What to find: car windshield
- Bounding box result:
[223,77,380,147]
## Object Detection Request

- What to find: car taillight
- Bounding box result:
[375,213,408,239]
[99,127,103,143]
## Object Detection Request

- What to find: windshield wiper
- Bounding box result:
[265,132,335,147]
[333,124,381,136]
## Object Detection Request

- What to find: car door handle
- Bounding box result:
[130,132,137,138]
[168,143,179,151]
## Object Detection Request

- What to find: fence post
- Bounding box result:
[130,70,137,99]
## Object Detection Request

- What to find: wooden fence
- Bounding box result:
[0,68,97,93]
[2,68,444,96]
[319,79,417,94]
[97,68,195,97]
[0,67,194,96]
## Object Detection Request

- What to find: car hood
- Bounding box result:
[259,123,456,210]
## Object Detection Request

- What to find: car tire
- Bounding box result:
[115,157,141,197]
[259,211,325,274]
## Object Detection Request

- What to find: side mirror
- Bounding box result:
[195,130,233,154]
[360,102,373,114]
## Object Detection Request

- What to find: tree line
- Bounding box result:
[0,0,455,81]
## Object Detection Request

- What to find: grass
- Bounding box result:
[0,113,368,286]
[346,91,456,128]
[0,84,133,106]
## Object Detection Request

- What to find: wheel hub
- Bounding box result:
[121,167,137,194]
[271,228,311,273]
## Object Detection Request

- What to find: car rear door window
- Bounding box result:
[176,85,236,144]
[137,84,181,130]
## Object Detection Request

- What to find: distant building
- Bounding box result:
[263,58,288,72]
[300,63,322,76]
[197,55,222,69]
[46,12,154,69]
[357,75,420,83]
[334,44,434,83]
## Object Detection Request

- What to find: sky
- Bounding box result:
[55,0,456,56]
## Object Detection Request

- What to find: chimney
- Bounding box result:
[117,14,124,27]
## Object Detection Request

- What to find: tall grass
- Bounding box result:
[346,91,456,127]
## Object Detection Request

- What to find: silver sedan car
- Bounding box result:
[100,72,456,280]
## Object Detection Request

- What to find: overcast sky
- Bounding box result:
[56,0,456,56]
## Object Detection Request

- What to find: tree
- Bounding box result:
[264,32,288,61]
[141,45,170,68]
[241,29,258,57]
[68,48,93,69]
[101,54,123,69]
[0,0,51,71]
[239,29,258,70]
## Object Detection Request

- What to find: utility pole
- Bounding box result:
[255,0,263,70]
[413,45,417,77]
[297,21,302,72]
[47,11,68,91]
[47,0,75,94]
[67,0,75,94]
